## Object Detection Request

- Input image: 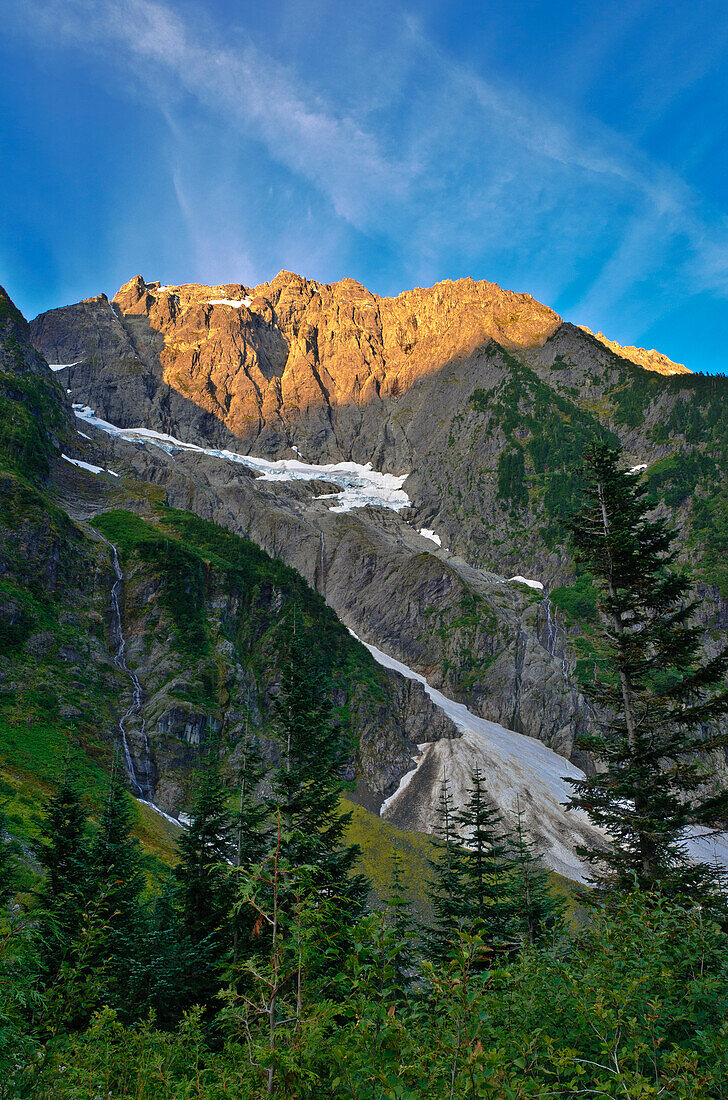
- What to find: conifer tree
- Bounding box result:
[175,744,234,1006]
[427,780,464,959]
[453,770,515,955]
[567,441,728,899]
[87,757,147,1015]
[429,774,521,962]
[383,847,417,999]
[232,735,271,967]
[234,735,270,872]
[270,623,367,925]
[32,767,91,980]
[139,873,188,1027]
[507,801,563,945]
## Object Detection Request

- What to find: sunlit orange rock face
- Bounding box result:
[112,272,562,439]
[578,326,691,376]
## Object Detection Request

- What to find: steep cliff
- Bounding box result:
[578,325,691,376]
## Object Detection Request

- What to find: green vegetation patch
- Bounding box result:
[645,450,717,508]
[0,369,67,483]
[94,510,209,656]
[497,446,528,508]
[550,573,599,624]
[692,487,728,597]
[483,346,619,538]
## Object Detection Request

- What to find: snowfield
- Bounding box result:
[355,635,728,884]
[72,404,411,514]
[352,633,603,881]
[208,297,253,308]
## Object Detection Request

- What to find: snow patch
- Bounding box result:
[136,799,184,828]
[509,575,544,590]
[380,744,429,814]
[62,454,105,475]
[349,634,728,883]
[48,361,82,371]
[418,528,442,547]
[72,405,410,513]
[628,463,648,474]
[208,297,252,309]
[62,453,118,477]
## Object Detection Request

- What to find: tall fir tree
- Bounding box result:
[567,441,728,900]
[427,780,465,959]
[507,801,563,945]
[231,734,271,968]
[175,743,235,1007]
[87,756,147,1017]
[269,620,367,928]
[32,766,92,982]
[429,774,529,963]
[453,770,516,956]
[382,846,417,1000]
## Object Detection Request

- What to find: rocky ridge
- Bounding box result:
[27,273,728,752]
[578,325,691,376]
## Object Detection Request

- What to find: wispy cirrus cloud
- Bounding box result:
[21,0,408,227]
[9,0,728,358]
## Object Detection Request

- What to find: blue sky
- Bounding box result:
[2,0,728,373]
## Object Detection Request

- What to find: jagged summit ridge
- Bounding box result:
[30,270,562,457]
[578,325,691,376]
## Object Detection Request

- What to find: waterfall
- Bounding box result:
[543,594,571,687]
[97,533,155,798]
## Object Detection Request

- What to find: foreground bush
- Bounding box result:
[5,892,726,1099]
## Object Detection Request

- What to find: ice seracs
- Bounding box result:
[72,404,411,514]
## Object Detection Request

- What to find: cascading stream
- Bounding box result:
[96,532,155,799]
[543,593,571,686]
